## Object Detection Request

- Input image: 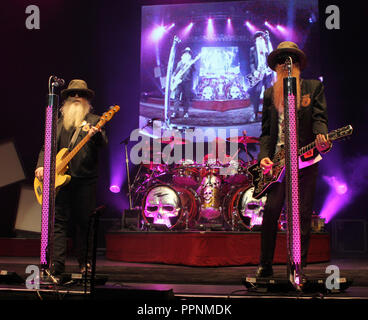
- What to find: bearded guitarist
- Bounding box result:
[171,47,196,119]
[255,42,332,278]
[35,79,108,279]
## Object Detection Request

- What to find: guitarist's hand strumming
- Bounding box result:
[260,157,274,175]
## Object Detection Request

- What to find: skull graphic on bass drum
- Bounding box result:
[144,186,180,228]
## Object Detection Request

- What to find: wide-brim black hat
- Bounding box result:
[61,79,95,101]
[267,41,307,71]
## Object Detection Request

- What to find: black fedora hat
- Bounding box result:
[61,79,95,101]
[267,41,307,71]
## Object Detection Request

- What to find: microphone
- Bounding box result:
[285,56,293,76]
[51,76,65,87]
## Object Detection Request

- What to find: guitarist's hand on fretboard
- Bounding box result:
[315,134,332,153]
[88,126,102,137]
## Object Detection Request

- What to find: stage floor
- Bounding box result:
[1,256,367,300]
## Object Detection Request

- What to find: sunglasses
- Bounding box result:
[67,91,89,99]
[276,54,299,65]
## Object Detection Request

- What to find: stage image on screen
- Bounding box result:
[139,0,320,143]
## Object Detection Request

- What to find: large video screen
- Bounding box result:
[140,0,320,142]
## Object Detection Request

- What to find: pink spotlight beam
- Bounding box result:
[264,21,276,33]
[320,176,351,223]
[150,23,175,42]
[226,18,234,35]
[245,21,257,34]
[182,22,194,36]
[207,18,215,39]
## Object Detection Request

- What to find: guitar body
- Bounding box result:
[34,148,72,205]
[248,149,285,199]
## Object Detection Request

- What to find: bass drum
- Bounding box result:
[142,184,199,230]
[223,185,267,230]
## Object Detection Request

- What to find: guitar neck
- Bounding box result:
[298,132,334,156]
[56,133,92,173]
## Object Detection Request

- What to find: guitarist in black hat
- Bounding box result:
[256,42,332,277]
[35,79,108,278]
[171,47,196,119]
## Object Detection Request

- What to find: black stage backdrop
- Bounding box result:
[0,1,367,242]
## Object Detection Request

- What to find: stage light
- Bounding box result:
[182,22,194,36]
[226,18,233,35]
[167,23,175,31]
[336,183,348,195]
[110,185,121,193]
[206,18,215,39]
[245,21,256,33]
[151,25,166,42]
[276,25,285,32]
[320,176,350,223]
[264,21,276,33]
[324,176,348,195]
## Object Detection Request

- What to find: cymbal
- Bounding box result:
[158,137,188,145]
[226,136,259,144]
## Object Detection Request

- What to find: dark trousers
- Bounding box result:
[260,163,319,268]
[52,178,96,273]
[174,81,192,114]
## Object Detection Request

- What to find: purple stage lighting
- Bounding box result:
[226,18,233,35]
[324,176,348,195]
[245,21,257,34]
[110,185,121,193]
[207,18,215,39]
[151,23,175,42]
[151,25,166,41]
[320,176,350,223]
[182,22,194,36]
[264,21,276,33]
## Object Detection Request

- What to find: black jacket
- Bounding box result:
[36,113,108,179]
[258,79,328,161]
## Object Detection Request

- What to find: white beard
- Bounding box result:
[61,99,91,130]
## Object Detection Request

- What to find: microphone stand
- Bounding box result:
[40,76,63,285]
[118,120,156,212]
[283,57,302,290]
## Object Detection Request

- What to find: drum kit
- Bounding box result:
[130,133,269,231]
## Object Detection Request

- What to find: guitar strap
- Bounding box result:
[68,125,82,151]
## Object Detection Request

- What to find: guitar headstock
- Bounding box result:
[328,125,353,141]
[96,105,120,128]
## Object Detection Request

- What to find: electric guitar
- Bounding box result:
[247,125,353,199]
[34,105,120,205]
[170,53,201,91]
